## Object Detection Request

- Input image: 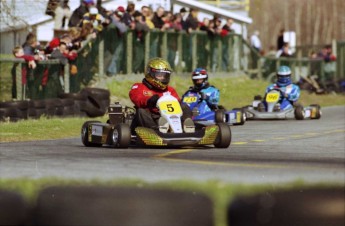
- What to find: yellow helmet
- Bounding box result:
[145,58,172,90]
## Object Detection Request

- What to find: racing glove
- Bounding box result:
[147,94,160,108]
[199,92,208,100]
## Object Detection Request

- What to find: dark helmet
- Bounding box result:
[145,58,172,90]
[277,66,292,86]
[192,68,208,88]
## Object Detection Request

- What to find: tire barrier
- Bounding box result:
[0,189,31,225]
[0,88,110,122]
[227,187,345,226]
[33,186,214,226]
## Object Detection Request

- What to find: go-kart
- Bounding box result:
[243,88,322,120]
[81,92,231,148]
[181,90,246,126]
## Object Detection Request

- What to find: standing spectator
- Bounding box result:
[68,0,94,28]
[22,33,45,99]
[130,11,149,73]
[46,0,72,29]
[183,8,200,71]
[277,28,285,51]
[221,18,235,71]
[185,8,199,33]
[107,6,128,77]
[250,30,262,52]
[12,46,37,99]
[54,0,72,29]
[179,7,188,31]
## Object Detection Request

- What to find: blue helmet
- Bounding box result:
[277,66,292,86]
[192,68,208,88]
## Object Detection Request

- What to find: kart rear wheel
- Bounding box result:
[310,104,321,119]
[214,123,231,148]
[294,106,305,120]
[112,123,131,148]
[81,121,102,147]
[215,109,226,123]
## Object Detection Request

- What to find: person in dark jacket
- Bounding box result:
[68,0,94,27]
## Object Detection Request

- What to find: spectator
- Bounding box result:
[130,10,149,73]
[250,30,261,52]
[13,46,37,69]
[171,13,183,31]
[107,6,128,77]
[221,18,235,71]
[199,18,210,31]
[22,33,42,59]
[54,0,71,29]
[68,0,94,28]
[276,42,292,58]
[318,45,336,62]
[277,28,285,51]
[222,18,234,34]
[122,2,135,26]
[152,7,167,31]
[12,46,37,99]
[179,7,188,31]
[141,6,154,29]
[80,7,105,33]
[95,0,108,18]
[185,8,199,33]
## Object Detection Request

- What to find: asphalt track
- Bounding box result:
[0,106,344,185]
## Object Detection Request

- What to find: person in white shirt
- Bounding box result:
[250,30,261,52]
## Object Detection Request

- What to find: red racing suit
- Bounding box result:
[129,79,180,114]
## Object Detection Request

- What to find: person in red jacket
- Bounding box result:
[129,57,194,133]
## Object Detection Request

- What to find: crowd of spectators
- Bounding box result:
[12,0,240,99]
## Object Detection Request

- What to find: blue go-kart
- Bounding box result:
[182,90,246,126]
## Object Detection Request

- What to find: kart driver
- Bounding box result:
[182,68,220,112]
[129,57,195,133]
[264,65,301,110]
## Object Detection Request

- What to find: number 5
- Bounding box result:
[167,104,174,112]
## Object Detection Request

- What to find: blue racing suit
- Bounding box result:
[265,83,300,110]
[182,84,220,114]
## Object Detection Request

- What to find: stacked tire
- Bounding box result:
[0,88,110,122]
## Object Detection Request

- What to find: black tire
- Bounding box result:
[294,105,305,120]
[214,123,231,148]
[0,100,29,110]
[215,109,226,123]
[0,190,29,225]
[310,104,321,119]
[111,123,131,148]
[81,121,102,147]
[34,186,213,226]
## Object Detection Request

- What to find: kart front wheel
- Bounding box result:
[214,123,231,148]
[81,121,102,147]
[294,106,305,120]
[112,123,131,148]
